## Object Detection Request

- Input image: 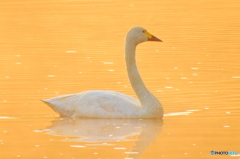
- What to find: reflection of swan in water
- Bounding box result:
[40,118,163,158]
[42,27,163,118]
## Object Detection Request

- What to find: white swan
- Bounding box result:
[42,27,163,118]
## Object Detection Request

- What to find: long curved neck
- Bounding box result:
[125,41,156,106]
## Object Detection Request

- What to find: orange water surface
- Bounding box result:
[0,0,240,158]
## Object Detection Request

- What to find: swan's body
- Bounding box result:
[42,27,163,118]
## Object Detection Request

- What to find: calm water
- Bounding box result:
[0,0,240,158]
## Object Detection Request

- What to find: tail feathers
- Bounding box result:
[41,99,74,117]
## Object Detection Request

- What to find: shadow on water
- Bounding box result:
[40,118,163,158]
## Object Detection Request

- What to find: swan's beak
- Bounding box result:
[144,31,162,42]
[148,35,162,42]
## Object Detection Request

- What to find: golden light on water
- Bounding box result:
[0,0,240,158]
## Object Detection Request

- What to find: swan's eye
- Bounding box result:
[142,30,146,33]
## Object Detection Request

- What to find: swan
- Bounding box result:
[42,27,163,118]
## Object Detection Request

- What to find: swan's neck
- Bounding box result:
[125,41,162,114]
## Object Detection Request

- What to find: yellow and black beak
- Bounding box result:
[144,31,162,42]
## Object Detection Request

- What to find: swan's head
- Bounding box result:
[126,27,162,45]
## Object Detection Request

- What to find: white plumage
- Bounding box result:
[42,27,163,118]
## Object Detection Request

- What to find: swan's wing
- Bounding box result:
[42,90,141,118]
[97,91,140,113]
[78,90,141,114]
